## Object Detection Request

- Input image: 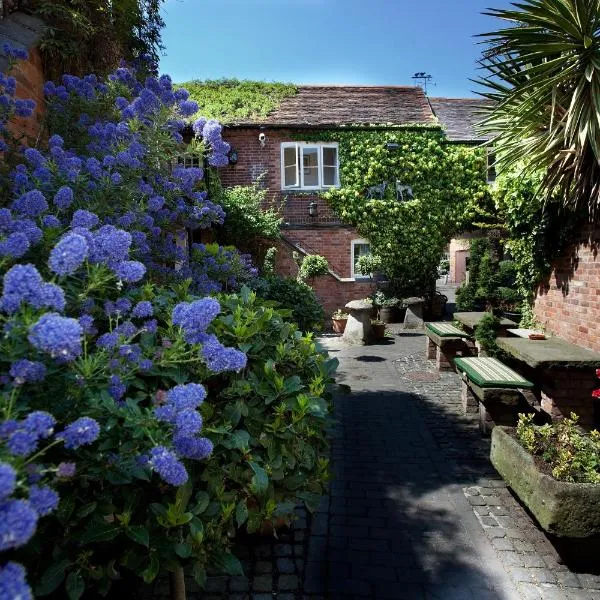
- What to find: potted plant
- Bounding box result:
[355,254,383,279]
[371,319,386,339]
[491,412,600,538]
[331,309,349,333]
[373,291,400,323]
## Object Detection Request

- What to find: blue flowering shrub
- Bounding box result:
[0,50,334,599]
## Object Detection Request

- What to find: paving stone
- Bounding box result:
[252,575,273,592]
[491,536,514,551]
[276,558,295,574]
[515,582,543,599]
[277,575,299,590]
[521,553,546,568]
[557,571,582,588]
[230,576,250,591]
[509,566,534,583]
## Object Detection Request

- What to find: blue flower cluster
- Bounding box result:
[151,383,213,484]
[172,298,220,343]
[0,561,33,600]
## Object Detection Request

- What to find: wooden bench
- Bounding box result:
[454,356,536,435]
[425,322,474,371]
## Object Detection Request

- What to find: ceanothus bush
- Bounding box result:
[0,48,259,598]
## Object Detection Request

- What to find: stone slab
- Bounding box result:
[453,312,517,331]
[496,336,600,369]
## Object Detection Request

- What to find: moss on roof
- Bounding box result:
[180,79,298,124]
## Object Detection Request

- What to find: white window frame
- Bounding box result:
[351,239,371,280]
[280,142,340,190]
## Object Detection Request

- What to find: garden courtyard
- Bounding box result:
[4,1,600,599]
[152,327,600,600]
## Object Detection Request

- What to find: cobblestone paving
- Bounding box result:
[147,330,600,599]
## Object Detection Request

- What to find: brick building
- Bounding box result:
[218,86,492,316]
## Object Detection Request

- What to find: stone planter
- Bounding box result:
[491,427,600,538]
[331,317,347,334]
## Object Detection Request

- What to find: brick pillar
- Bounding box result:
[461,381,479,415]
[426,336,436,360]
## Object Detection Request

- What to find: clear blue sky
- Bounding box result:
[159,0,513,98]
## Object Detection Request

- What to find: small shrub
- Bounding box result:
[256,276,324,332]
[297,255,329,282]
[516,413,600,483]
[263,247,278,276]
[474,313,502,356]
[355,254,382,277]
[214,180,282,251]
[332,309,348,320]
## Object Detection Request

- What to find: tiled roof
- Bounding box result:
[229,86,436,127]
[428,97,493,142]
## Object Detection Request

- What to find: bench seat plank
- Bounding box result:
[454,357,534,389]
[426,323,469,338]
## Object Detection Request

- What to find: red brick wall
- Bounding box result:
[274,236,375,319]
[534,228,600,352]
[221,127,376,319]
[220,128,341,226]
[6,47,46,144]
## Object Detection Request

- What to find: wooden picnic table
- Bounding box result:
[496,336,600,369]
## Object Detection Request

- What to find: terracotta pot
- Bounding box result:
[372,323,386,339]
[332,318,347,333]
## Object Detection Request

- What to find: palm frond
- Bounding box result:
[476,0,600,217]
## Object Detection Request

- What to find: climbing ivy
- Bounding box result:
[298,128,491,298]
[493,164,581,326]
[181,79,298,123]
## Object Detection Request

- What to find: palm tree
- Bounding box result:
[477,0,600,217]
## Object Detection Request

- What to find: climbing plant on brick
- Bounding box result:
[300,128,491,297]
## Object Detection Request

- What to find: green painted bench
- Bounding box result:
[454,357,536,434]
[425,322,474,371]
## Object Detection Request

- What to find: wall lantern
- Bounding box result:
[228,149,238,165]
[385,142,400,151]
[309,200,318,217]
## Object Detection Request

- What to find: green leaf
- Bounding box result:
[249,462,269,497]
[189,517,205,542]
[283,375,304,395]
[235,500,249,527]
[142,555,160,583]
[35,559,71,596]
[193,491,210,514]
[231,429,250,449]
[78,522,121,544]
[126,525,149,547]
[65,572,85,600]
[215,552,244,576]
[175,542,193,558]
[584,35,593,49]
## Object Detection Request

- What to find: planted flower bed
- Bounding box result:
[0,49,334,599]
[491,413,600,537]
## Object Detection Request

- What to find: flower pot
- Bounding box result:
[378,306,397,323]
[331,318,347,333]
[491,427,600,538]
[372,323,386,339]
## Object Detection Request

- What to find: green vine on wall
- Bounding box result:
[493,165,581,326]
[296,128,491,298]
[181,79,298,123]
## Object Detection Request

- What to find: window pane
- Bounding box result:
[323,166,337,186]
[353,243,371,271]
[303,147,319,187]
[322,146,337,166]
[283,146,298,187]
